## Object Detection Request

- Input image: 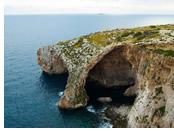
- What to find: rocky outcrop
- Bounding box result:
[37,46,67,74]
[37,24,174,127]
[104,105,132,128]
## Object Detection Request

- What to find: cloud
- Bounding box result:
[4,0,174,14]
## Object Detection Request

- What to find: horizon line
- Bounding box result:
[4,13,174,16]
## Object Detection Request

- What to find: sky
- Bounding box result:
[4,0,174,15]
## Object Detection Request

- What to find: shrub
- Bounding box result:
[153,49,174,57]
[121,31,134,37]
[150,25,156,28]
[144,30,150,35]
[134,32,143,37]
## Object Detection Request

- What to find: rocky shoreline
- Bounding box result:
[37,24,174,127]
[86,101,133,128]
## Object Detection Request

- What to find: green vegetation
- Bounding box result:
[37,50,40,55]
[153,49,174,57]
[152,87,164,99]
[148,31,161,39]
[144,30,150,35]
[139,46,174,57]
[150,25,156,28]
[88,33,115,46]
[56,24,174,49]
[58,41,65,45]
[134,32,143,37]
[152,106,166,121]
[116,36,122,42]
[74,90,87,105]
[140,85,145,91]
[74,43,81,48]
[155,87,164,96]
[58,40,71,45]
[117,25,163,44]
[131,29,162,43]
[136,115,148,123]
[73,38,83,49]
[121,31,134,37]
[85,24,172,46]
[165,33,171,36]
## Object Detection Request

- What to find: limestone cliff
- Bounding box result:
[37,24,174,127]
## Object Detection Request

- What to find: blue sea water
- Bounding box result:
[4,14,174,128]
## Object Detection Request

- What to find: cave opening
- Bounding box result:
[85,79,136,105]
[85,46,136,106]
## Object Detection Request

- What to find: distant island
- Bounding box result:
[37,24,174,128]
[99,13,104,15]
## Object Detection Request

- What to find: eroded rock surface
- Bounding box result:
[37,24,174,127]
[88,46,136,87]
[38,46,67,74]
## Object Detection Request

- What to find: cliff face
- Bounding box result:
[38,46,67,74]
[121,44,174,128]
[127,47,174,128]
[37,24,174,127]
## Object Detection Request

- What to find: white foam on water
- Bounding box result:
[98,122,113,128]
[86,105,96,113]
[58,91,64,97]
[96,106,113,128]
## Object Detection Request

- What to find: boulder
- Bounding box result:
[97,97,112,103]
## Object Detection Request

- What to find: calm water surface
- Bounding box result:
[4,14,174,128]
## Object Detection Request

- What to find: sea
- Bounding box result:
[4,14,174,128]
